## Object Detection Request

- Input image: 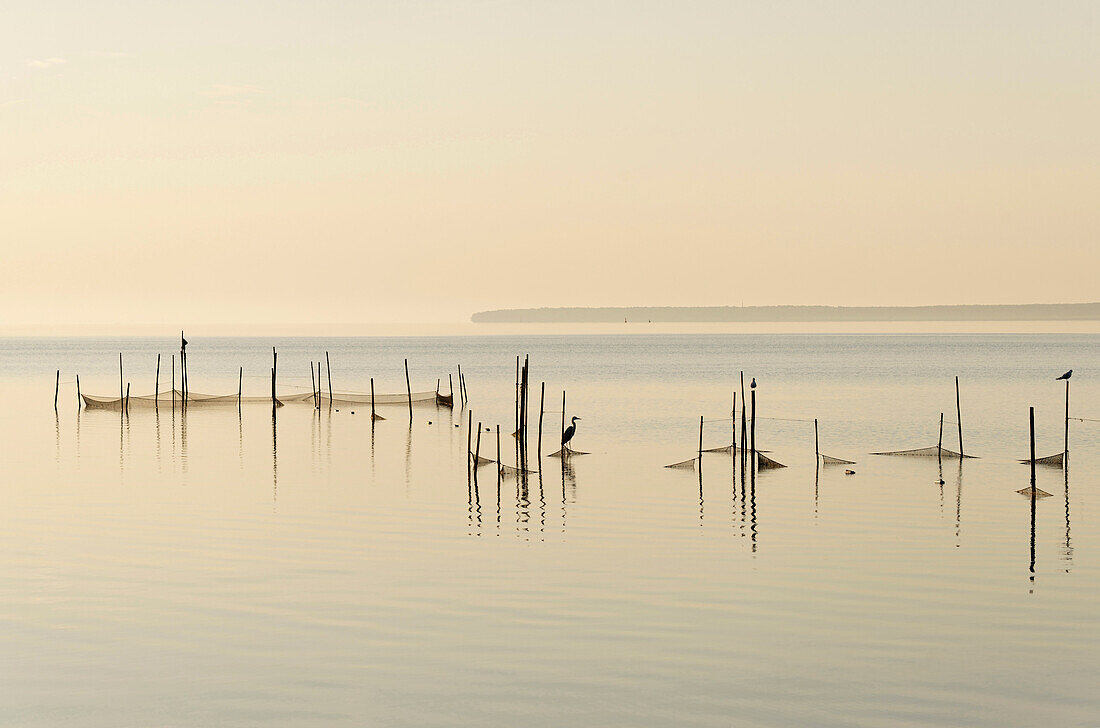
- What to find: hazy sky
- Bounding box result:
[2,1,1097,327]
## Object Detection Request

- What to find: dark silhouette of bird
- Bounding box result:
[1056,370,1072,380]
[562,416,581,448]
[750,378,757,389]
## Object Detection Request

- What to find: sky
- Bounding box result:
[1,1,1097,329]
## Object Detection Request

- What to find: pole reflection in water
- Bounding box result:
[561,457,576,535]
[472,470,482,536]
[517,470,530,537]
[954,460,963,547]
[749,459,758,552]
[271,412,278,511]
[1063,464,1072,571]
[813,463,819,520]
[405,425,412,488]
[536,469,546,540]
[938,457,945,516]
[180,406,188,476]
[238,409,243,470]
[155,408,163,473]
[698,464,704,529]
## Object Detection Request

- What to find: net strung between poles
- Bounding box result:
[871,446,976,459]
[1018,451,1065,467]
[82,390,293,410]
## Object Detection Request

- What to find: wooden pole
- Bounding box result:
[1029,406,1036,484]
[76,374,81,408]
[371,377,376,420]
[750,388,757,455]
[125,383,130,413]
[732,392,737,450]
[326,351,333,407]
[698,415,704,456]
[436,378,440,396]
[741,401,747,452]
[497,424,502,487]
[1065,379,1070,456]
[449,373,454,398]
[270,347,277,414]
[405,358,413,422]
[938,412,944,453]
[1029,405,1037,575]
[238,366,243,410]
[955,376,964,457]
[561,390,567,444]
[814,418,819,461]
[310,364,317,408]
[537,381,546,461]
[155,354,161,405]
[467,409,473,465]
[54,369,60,411]
[119,353,124,410]
[474,423,483,475]
[519,356,528,448]
[457,364,464,405]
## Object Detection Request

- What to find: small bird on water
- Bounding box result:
[1056,370,1073,380]
[562,416,581,448]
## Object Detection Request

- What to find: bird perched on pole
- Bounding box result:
[750,377,757,389]
[1056,370,1072,380]
[562,416,581,448]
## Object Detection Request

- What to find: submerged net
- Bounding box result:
[821,454,856,465]
[756,453,786,469]
[702,444,735,453]
[665,457,697,470]
[82,390,285,410]
[469,453,495,467]
[315,390,443,407]
[871,446,976,459]
[1019,451,1065,467]
[1016,486,1054,498]
[499,463,535,476]
[548,446,590,458]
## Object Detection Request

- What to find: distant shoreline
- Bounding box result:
[472,303,1100,323]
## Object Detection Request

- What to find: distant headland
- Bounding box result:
[472,303,1100,323]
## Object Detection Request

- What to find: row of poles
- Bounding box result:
[55,333,474,425]
[466,355,575,491]
[689,374,1073,467]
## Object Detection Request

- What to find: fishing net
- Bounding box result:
[871,446,976,459]
[470,453,495,467]
[821,454,856,465]
[316,390,440,406]
[548,446,589,458]
[756,453,786,469]
[702,444,735,453]
[499,463,535,476]
[82,390,285,410]
[665,457,697,469]
[1016,486,1053,498]
[1019,452,1065,467]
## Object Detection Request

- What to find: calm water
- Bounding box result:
[1,334,1098,727]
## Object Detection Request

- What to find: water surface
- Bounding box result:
[1,334,1098,726]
